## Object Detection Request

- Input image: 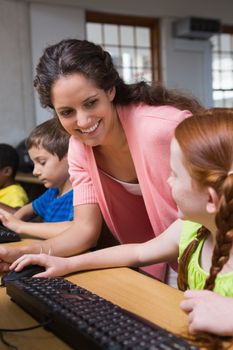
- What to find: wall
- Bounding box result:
[0,0,85,143]
[160,18,213,107]
[0,0,34,146]
[30,3,85,124]
[25,0,233,25]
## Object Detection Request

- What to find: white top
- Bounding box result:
[101,170,142,196]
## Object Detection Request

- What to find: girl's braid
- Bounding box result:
[177,226,209,291]
[204,175,233,290]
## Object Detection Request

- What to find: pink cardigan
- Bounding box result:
[68,104,191,281]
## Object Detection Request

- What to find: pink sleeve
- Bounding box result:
[68,137,98,206]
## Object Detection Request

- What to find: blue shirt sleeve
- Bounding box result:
[32,188,73,222]
[32,188,58,220]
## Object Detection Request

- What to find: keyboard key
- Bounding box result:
[0,225,20,243]
[6,278,199,350]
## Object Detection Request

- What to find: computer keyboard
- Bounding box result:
[6,277,199,350]
[0,224,21,243]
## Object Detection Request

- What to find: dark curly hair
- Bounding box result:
[34,39,203,114]
[0,144,19,178]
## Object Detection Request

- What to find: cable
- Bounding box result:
[0,321,50,332]
[0,320,51,350]
[0,332,17,350]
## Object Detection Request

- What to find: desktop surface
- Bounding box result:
[0,239,232,350]
[15,172,42,185]
[15,171,45,201]
[0,266,189,350]
[5,275,198,349]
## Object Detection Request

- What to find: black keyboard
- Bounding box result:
[0,224,21,243]
[6,277,198,350]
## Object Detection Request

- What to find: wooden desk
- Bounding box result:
[0,240,232,349]
[15,172,45,201]
[16,172,42,185]
[0,267,187,350]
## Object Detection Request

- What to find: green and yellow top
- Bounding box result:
[178,221,233,297]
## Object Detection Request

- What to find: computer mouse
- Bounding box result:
[1,264,45,286]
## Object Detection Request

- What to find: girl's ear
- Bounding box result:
[206,187,219,214]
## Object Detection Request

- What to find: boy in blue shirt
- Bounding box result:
[0,118,73,239]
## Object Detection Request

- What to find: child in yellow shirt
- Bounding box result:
[0,144,28,211]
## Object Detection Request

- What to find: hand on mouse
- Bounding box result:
[10,253,73,278]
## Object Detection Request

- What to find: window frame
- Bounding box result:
[86,11,161,82]
[211,24,233,107]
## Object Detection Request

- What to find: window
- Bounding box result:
[211,26,233,107]
[86,12,160,84]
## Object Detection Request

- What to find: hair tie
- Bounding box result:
[228,170,233,176]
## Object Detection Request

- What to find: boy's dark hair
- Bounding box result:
[25,118,70,160]
[0,144,19,178]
